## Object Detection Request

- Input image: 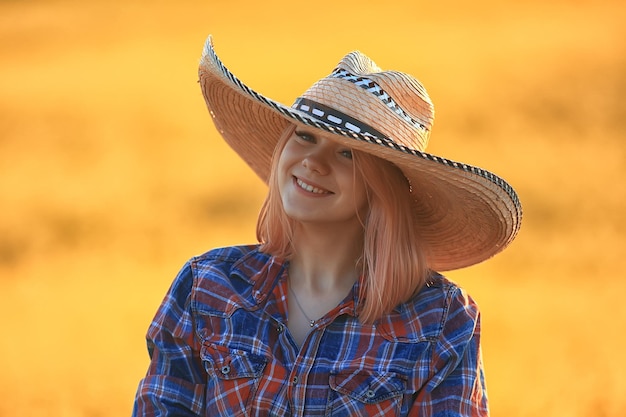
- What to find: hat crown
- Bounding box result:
[297,51,434,152]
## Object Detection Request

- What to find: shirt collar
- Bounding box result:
[229,247,288,307]
[229,248,360,319]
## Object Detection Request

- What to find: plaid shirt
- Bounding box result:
[133,245,488,416]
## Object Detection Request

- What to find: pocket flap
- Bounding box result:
[329,369,405,403]
[201,343,267,380]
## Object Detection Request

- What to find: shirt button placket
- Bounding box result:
[289,374,304,416]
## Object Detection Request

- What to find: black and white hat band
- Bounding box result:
[292,97,389,139]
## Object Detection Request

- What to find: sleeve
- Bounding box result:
[411,287,489,417]
[132,261,206,417]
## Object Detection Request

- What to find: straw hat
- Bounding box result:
[198,35,522,271]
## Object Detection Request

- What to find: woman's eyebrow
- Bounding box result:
[295,128,317,136]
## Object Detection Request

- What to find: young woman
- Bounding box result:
[132,35,522,416]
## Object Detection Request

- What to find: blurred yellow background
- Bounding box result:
[1,0,625,415]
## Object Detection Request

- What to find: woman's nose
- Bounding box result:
[301,149,330,175]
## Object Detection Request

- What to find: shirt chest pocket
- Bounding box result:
[327,369,406,417]
[201,344,267,415]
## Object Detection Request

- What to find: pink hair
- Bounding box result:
[353,152,429,323]
[257,125,429,324]
[256,124,298,259]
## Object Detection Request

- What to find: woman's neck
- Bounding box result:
[289,222,363,292]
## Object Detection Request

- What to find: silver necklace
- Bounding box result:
[288,282,316,327]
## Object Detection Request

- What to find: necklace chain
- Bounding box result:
[288,281,316,327]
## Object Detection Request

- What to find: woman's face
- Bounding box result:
[277,128,368,229]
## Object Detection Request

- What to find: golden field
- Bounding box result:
[1,0,625,415]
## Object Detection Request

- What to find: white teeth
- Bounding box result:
[296,178,328,194]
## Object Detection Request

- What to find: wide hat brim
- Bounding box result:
[198,36,522,271]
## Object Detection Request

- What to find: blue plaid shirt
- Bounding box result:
[132,245,488,416]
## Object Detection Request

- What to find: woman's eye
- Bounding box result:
[340,149,353,159]
[295,132,315,143]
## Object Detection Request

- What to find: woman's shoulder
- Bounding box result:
[413,272,477,313]
[191,244,262,264]
[187,244,272,276]
[375,272,480,343]
[183,244,281,312]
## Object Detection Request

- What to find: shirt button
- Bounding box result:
[221,365,231,375]
[277,325,284,333]
[366,389,376,399]
[292,376,298,385]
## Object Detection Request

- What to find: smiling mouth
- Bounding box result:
[295,177,331,194]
